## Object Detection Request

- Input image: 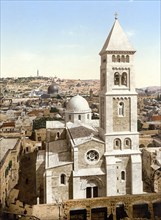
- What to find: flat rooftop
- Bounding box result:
[0,138,19,161]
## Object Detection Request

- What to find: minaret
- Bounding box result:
[99,15,143,195]
[37,69,39,77]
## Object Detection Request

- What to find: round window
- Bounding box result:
[86,150,99,162]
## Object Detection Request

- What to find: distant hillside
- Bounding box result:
[136,86,161,95]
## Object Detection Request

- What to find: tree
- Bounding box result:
[33,117,53,130]
[137,120,143,131]
[149,124,155,130]
[50,107,59,113]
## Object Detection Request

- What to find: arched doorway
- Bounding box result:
[91,207,108,220]
[84,177,103,199]
[133,202,151,219]
[70,209,86,220]
[153,200,161,219]
[116,203,128,220]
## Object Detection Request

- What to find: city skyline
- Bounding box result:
[1,0,161,88]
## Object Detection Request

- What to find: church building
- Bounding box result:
[37,16,143,204]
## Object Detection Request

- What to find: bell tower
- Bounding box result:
[99,15,143,196]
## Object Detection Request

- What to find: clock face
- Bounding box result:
[86,150,99,163]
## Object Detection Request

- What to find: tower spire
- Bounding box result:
[99,18,143,196]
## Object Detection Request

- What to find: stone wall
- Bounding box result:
[113,98,130,132]
[51,163,73,201]
[64,193,161,220]
[32,203,64,220]
[0,138,21,207]
[78,140,105,170]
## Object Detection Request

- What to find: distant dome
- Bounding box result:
[66,95,90,113]
[48,83,59,94]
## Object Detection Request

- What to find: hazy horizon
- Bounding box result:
[1,75,161,90]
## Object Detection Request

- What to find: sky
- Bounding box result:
[1,0,161,88]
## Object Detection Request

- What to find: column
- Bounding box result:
[86,205,91,220]
[148,202,154,220]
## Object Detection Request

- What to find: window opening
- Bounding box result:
[57,132,60,138]
[121,55,125,62]
[118,102,124,116]
[117,55,120,62]
[114,139,121,149]
[114,73,120,85]
[121,171,125,180]
[112,55,116,62]
[60,174,66,185]
[86,186,98,198]
[86,187,91,198]
[125,138,131,149]
[86,150,99,162]
[126,55,130,62]
[121,72,127,86]
[93,186,98,197]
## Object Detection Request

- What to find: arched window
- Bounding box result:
[87,114,90,119]
[114,72,120,85]
[57,132,60,138]
[86,150,99,162]
[102,57,106,63]
[124,138,131,149]
[121,171,125,180]
[118,102,124,116]
[112,55,116,62]
[126,55,129,63]
[102,71,106,87]
[121,72,127,86]
[69,115,71,120]
[117,55,120,62]
[60,174,66,185]
[86,186,98,198]
[114,138,121,149]
[121,55,125,62]
[78,115,81,120]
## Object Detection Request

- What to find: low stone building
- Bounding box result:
[34,128,47,142]
[21,137,42,154]
[0,137,22,207]
[142,146,161,193]
[15,115,33,137]
[0,121,21,134]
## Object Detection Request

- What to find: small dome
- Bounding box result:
[48,83,59,94]
[66,95,90,113]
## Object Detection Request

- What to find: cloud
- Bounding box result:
[126,30,135,37]
[61,29,76,36]
[58,44,80,49]
[68,31,75,36]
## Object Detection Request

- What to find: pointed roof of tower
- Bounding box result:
[100,17,135,54]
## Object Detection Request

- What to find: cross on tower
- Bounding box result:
[115,12,118,19]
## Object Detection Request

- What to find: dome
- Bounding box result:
[48,83,59,94]
[66,95,90,113]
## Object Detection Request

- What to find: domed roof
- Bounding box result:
[66,95,91,113]
[48,83,59,94]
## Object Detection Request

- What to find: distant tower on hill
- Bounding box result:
[89,89,93,100]
[37,70,39,77]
